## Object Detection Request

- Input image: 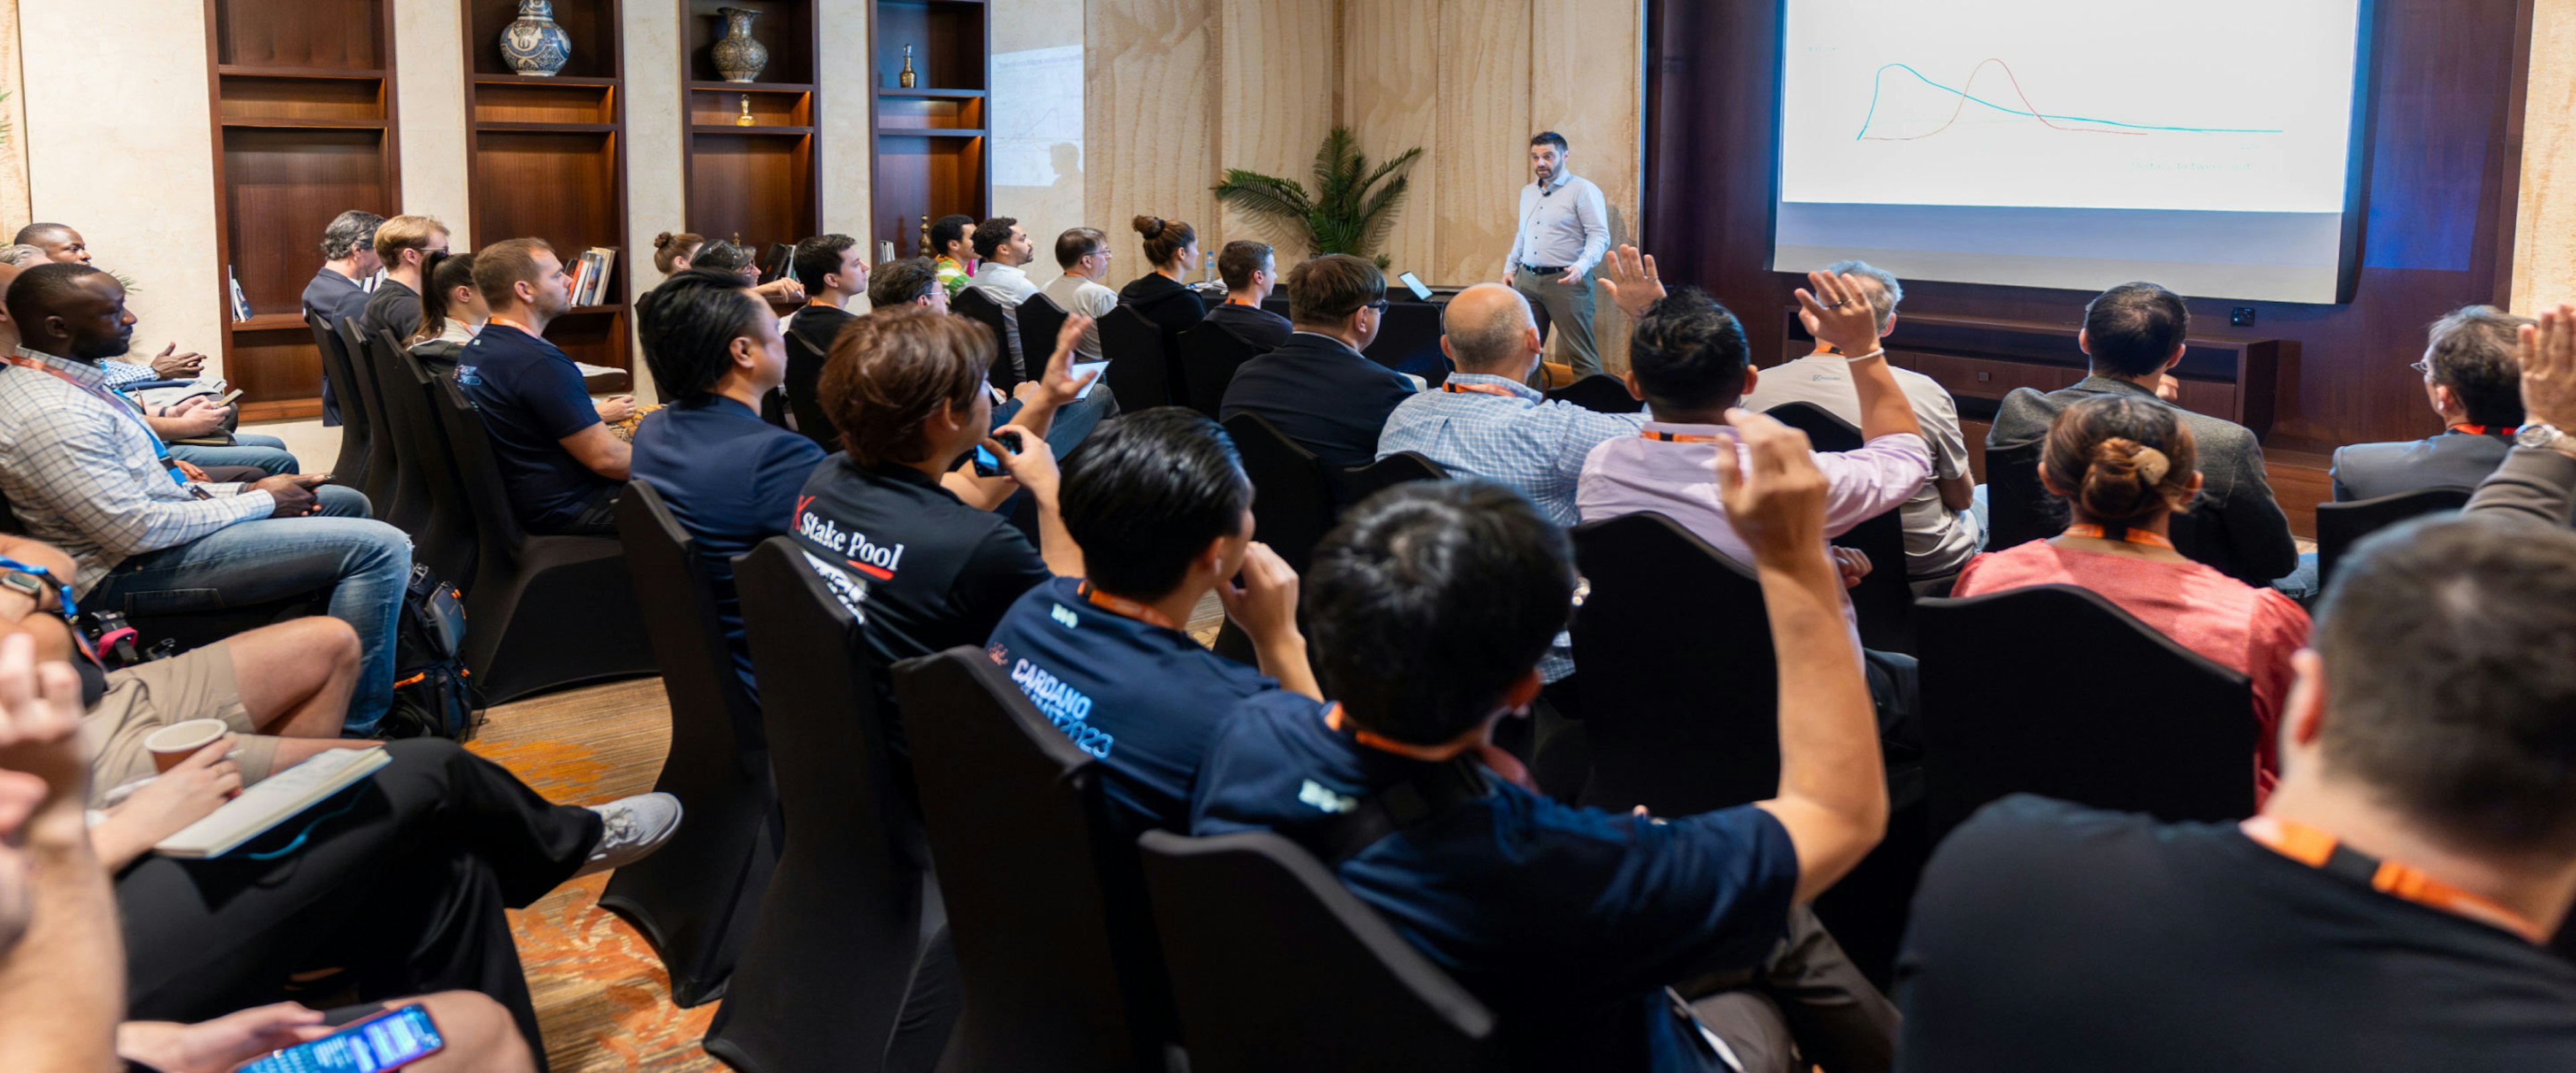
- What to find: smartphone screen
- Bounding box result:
[217,389,246,407]
[239,1004,444,1073]
[972,445,1003,477]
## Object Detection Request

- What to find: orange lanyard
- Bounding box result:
[1640,429,1726,444]
[485,315,539,335]
[2449,423,2518,438]
[1323,703,1538,791]
[2063,523,2175,549]
[2243,817,2548,943]
[1080,581,1179,631]
[1443,381,1517,398]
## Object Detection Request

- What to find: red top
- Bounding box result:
[1954,541,2312,803]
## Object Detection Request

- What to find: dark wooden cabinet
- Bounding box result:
[681,0,820,262]
[868,0,990,258]
[204,0,401,418]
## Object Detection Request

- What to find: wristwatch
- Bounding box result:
[2516,422,2576,457]
[0,571,46,605]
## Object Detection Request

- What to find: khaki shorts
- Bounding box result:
[82,641,278,805]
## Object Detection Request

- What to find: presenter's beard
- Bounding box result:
[1534,164,1554,183]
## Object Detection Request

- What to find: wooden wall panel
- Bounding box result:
[1084,0,1217,286]
[1215,0,1336,258]
[2516,0,2575,313]
[1342,0,1442,279]
[1533,0,1643,370]
[1431,0,1530,286]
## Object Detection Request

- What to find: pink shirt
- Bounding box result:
[1953,541,2312,802]
[1577,425,1933,642]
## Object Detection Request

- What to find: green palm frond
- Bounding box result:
[1212,126,1423,267]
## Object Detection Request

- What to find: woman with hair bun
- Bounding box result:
[1953,393,2308,800]
[1117,215,1208,342]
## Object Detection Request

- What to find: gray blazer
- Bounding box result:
[2466,446,2576,526]
[1989,375,2299,584]
[2330,431,2514,502]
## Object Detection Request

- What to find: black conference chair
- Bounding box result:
[307,311,370,492]
[2315,486,2471,590]
[357,328,435,536]
[1915,584,2257,846]
[779,331,839,452]
[1766,402,1916,653]
[1177,321,1268,418]
[1100,305,1177,410]
[951,287,1022,393]
[1568,513,1781,817]
[1225,412,1337,575]
[892,648,1177,1073]
[1980,441,2051,552]
[600,483,779,1009]
[429,378,654,703]
[1018,290,1071,370]
[1138,830,1502,1072]
[334,319,401,515]
[388,349,478,587]
[1338,451,1448,506]
[1545,374,1642,414]
[704,539,951,1073]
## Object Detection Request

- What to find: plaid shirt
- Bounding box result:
[0,346,270,594]
[1375,372,1647,527]
[97,359,156,388]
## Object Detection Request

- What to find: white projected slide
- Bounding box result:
[1779,0,2365,213]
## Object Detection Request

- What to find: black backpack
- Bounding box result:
[376,562,482,740]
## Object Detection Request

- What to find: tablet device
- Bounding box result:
[1071,361,1109,398]
[1395,272,1434,301]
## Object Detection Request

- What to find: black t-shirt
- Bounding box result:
[1118,274,1208,340]
[788,456,1053,669]
[356,279,423,344]
[1201,301,1292,351]
[786,302,855,358]
[1896,795,2576,1072]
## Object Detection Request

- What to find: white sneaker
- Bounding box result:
[573,792,683,878]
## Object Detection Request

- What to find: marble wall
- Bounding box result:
[2516,0,2576,314]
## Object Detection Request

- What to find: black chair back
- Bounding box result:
[1568,513,1780,815]
[1225,412,1337,575]
[1138,830,1501,1072]
[780,331,839,452]
[1545,374,1642,414]
[1766,402,1916,653]
[1339,451,1448,506]
[2316,486,2471,589]
[307,311,370,490]
[951,286,1021,393]
[390,348,478,586]
[1018,290,1070,372]
[358,328,433,534]
[1982,441,2052,551]
[601,482,778,1007]
[334,318,400,512]
[892,648,1173,1073]
[1100,305,1175,410]
[1177,321,1268,418]
[1915,584,2256,844]
[703,538,945,1071]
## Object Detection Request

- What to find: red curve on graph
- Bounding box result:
[1865,57,2148,141]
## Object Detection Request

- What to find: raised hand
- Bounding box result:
[1711,407,1831,573]
[1597,244,1666,319]
[1794,270,1884,358]
[2518,303,2576,433]
[1029,315,1100,411]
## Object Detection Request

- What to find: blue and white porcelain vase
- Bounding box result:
[500,0,572,78]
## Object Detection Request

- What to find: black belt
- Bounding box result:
[1524,265,1568,275]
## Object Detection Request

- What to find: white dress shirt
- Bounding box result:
[1505,170,1611,277]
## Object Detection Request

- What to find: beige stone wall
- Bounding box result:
[0,1,31,233]
[2516,0,2576,313]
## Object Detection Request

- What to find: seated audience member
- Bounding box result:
[1201,239,1292,351]
[869,256,950,314]
[1744,260,1978,583]
[1118,215,1208,339]
[658,231,800,304]
[2332,304,2529,501]
[633,269,824,696]
[1953,394,2308,800]
[1894,307,2576,1072]
[790,305,1090,669]
[1381,281,1648,526]
[1988,282,2296,585]
[453,238,635,536]
[15,221,91,265]
[986,408,1317,834]
[4,238,205,390]
[784,232,868,357]
[1220,253,1415,469]
[968,217,1038,375]
[930,213,977,296]
[356,214,449,343]
[0,264,411,732]
[302,210,383,425]
[1041,227,1120,361]
[651,230,705,274]
[407,250,484,368]
[1193,431,1898,1072]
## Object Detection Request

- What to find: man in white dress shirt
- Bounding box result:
[1502,131,1611,380]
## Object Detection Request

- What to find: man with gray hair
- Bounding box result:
[2330,305,2532,502]
[299,209,384,425]
[1746,258,1980,585]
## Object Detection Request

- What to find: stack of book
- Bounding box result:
[566,247,621,308]
[226,266,251,323]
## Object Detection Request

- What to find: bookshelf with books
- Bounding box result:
[203,0,402,419]
[460,0,632,372]
[868,0,989,258]
[681,0,820,274]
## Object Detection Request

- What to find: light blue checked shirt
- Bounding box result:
[1375,372,1647,527]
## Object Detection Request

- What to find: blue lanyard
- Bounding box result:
[0,554,93,665]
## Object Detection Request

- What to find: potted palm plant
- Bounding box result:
[1212,127,1424,270]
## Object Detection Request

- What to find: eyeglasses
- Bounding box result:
[1362,299,1389,313]
[2410,359,2434,376]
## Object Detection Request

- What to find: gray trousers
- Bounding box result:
[1515,264,1601,380]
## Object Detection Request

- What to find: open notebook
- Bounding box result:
[154,746,392,859]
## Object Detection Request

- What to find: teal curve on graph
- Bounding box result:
[1855,60,2286,140]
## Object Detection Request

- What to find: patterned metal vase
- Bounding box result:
[500,0,573,78]
[712,7,769,84]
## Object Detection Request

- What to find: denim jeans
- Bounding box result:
[169,433,299,477]
[88,485,411,733]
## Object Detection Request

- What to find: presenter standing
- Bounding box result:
[1502,131,1611,380]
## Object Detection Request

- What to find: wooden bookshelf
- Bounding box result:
[203,0,401,416]
[869,0,990,258]
[680,0,820,266]
[459,0,632,372]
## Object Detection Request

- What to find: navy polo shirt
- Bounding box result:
[453,323,620,534]
[790,455,1053,669]
[985,576,1279,834]
[1191,691,1801,1072]
[631,394,828,697]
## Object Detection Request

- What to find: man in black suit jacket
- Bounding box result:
[2332,305,2528,502]
[1218,254,1416,469]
